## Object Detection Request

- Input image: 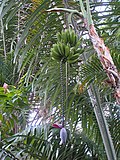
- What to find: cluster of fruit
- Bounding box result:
[51,29,84,64]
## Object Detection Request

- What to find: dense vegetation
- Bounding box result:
[0,0,120,159]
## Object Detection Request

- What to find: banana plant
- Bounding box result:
[46,0,119,160]
[0,0,119,159]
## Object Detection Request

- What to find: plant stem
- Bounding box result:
[1,19,7,59]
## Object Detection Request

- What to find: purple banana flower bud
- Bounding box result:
[60,127,67,145]
[52,123,62,129]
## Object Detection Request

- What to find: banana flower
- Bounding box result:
[52,123,67,145]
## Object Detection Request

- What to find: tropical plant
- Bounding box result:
[0,0,120,160]
[0,84,29,139]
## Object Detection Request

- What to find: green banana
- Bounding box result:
[67,58,78,64]
[59,43,65,56]
[56,43,63,56]
[51,53,60,61]
[51,48,59,57]
[68,53,74,60]
[69,30,75,46]
[62,32,67,44]
[66,29,70,44]
[53,43,62,56]
[51,49,61,61]
[68,53,79,61]
[53,44,60,54]
[51,47,60,56]
[72,35,77,46]
[65,45,70,57]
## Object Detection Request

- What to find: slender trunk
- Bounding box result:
[81,1,118,159]
[1,19,6,59]
[88,23,120,104]
[83,53,117,160]
[17,8,20,42]
[88,85,117,160]
[81,0,120,104]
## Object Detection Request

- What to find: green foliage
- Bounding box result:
[0,125,106,160]
[0,85,29,139]
[0,53,17,85]
[0,0,120,159]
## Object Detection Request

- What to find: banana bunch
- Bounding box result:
[51,42,68,62]
[57,29,80,47]
[51,29,84,64]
